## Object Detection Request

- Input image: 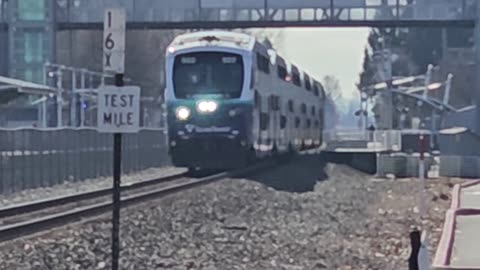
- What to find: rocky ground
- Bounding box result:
[0,154,465,270]
[0,167,186,208]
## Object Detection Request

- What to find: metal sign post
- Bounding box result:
[101,8,130,270]
[409,133,431,270]
[418,133,426,217]
[416,133,431,270]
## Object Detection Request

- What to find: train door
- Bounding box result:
[253,90,261,152]
[259,94,269,154]
[255,52,272,154]
[310,105,316,147]
[300,103,307,149]
[269,95,280,153]
[294,114,301,150]
[286,100,294,150]
[279,97,287,152]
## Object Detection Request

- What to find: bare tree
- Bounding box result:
[57,29,181,98]
[125,30,181,98]
[245,29,285,50]
[322,75,342,102]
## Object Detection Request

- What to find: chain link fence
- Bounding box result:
[0,128,168,194]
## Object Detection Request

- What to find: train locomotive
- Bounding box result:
[165,31,328,170]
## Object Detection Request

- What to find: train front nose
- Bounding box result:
[168,102,250,169]
[169,134,247,169]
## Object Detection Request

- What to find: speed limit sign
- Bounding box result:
[103,8,126,73]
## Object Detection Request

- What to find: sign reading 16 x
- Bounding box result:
[103,8,125,73]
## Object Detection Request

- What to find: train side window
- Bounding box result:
[260,113,269,130]
[311,106,316,116]
[277,65,287,80]
[293,72,301,87]
[270,96,280,111]
[288,100,294,112]
[280,116,287,129]
[295,117,300,128]
[257,53,270,74]
[319,85,325,100]
[301,103,306,114]
[304,75,311,91]
[255,91,261,109]
[305,80,311,91]
[291,65,301,87]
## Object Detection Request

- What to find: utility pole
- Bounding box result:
[475,2,480,134]
[372,38,393,130]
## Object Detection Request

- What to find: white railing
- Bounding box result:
[324,129,402,152]
[323,129,370,142]
[372,130,402,151]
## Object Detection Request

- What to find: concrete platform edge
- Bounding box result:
[433,181,480,270]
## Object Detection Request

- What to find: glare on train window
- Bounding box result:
[180,57,196,64]
[222,57,237,64]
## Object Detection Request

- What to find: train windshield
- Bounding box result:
[173,52,244,99]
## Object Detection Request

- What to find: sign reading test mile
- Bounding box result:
[97,86,140,133]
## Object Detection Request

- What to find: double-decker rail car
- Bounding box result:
[165,31,327,170]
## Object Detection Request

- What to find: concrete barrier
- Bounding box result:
[376,153,434,178]
[440,156,480,178]
[350,153,377,174]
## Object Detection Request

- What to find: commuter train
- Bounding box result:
[165,31,331,170]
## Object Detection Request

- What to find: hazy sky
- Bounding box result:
[276,28,370,101]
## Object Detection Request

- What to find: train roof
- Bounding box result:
[168,31,324,90]
[168,31,256,52]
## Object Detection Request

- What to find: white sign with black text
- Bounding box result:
[97,86,140,133]
[103,8,126,73]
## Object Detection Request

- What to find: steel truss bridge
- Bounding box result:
[53,0,476,29]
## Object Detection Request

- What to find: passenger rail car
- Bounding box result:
[165,31,327,170]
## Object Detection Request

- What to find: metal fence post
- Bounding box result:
[57,69,64,128]
[71,70,77,127]
[80,69,86,127]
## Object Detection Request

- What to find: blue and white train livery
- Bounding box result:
[165,31,327,170]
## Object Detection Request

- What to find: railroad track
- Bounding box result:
[0,161,273,242]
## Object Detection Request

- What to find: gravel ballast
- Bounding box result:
[0,155,463,269]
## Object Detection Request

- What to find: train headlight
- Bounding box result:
[197,100,218,113]
[175,107,191,121]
